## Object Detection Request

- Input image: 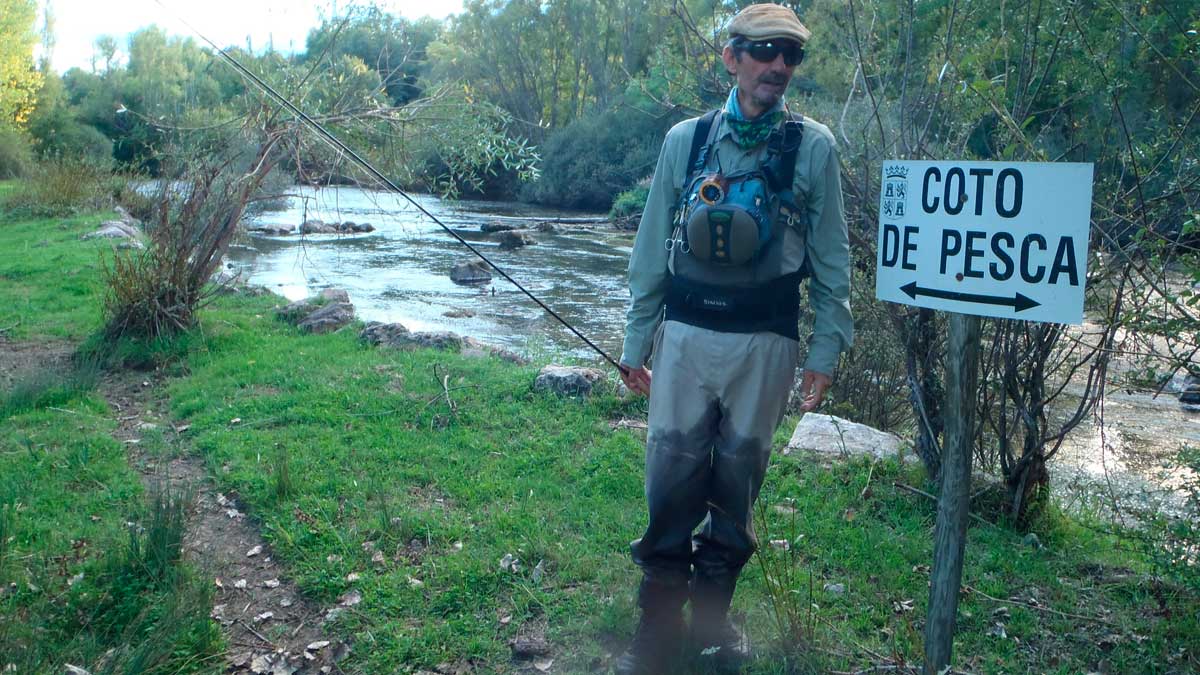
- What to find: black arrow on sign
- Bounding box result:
[900,282,1040,312]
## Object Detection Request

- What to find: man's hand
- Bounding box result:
[798,370,832,411]
[620,365,652,397]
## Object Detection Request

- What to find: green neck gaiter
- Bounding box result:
[724,87,784,150]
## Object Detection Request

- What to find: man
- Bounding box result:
[616,4,852,673]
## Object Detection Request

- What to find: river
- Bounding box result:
[228,185,636,361]
[230,186,1197,514]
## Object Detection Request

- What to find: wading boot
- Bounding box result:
[690,574,751,671]
[614,576,687,675]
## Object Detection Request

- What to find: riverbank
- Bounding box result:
[1,206,1197,673]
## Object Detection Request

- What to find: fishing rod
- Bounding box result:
[157,2,629,375]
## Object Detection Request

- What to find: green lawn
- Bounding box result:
[0,206,1196,673]
[0,372,222,673]
[0,209,113,340]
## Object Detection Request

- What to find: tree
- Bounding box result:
[304,5,441,105]
[0,0,43,130]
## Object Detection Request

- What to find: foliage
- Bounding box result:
[101,136,283,340]
[798,0,1200,522]
[750,496,821,672]
[0,213,108,341]
[609,183,650,219]
[27,69,113,163]
[0,353,100,419]
[1120,446,1200,591]
[0,125,34,179]
[809,269,912,432]
[0,157,116,218]
[0,0,43,130]
[304,5,442,105]
[435,0,672,136]
[520,101,680,210]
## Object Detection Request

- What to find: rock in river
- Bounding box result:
[299,220,376,234]
[450,260,493,285]
[481,221,519,233]
[496,229,537,249]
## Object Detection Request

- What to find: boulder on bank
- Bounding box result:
[533,365,606,397]
[613,214,641,231]
[359,322,413,348]
[210,265,242,289]
[298,302,356,333]
[359,322,463,352]
[462,337,529,365]
[450,260,493,285]
[785,414,907,461]
[496,229,537,249]
[114,205,142,228]
[277,288,355,333]
[359,323,527,363]
[481,221,519,233]
[83,219,143,242]
[1179,373,1200,405]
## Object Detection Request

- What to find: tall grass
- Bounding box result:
[0,354,101,418]
[0,158,118,218]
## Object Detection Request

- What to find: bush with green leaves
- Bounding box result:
[0,127,34,180]
[1123,446,1200,591]
[521,102,682,210]
[0,157,118,218]
[609,183,650,220]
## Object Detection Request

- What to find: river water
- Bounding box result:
[228,186,636,361]
[230,186,1196,512]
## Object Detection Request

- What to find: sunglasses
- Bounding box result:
[738,38,805,67]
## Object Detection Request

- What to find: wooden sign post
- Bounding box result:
[923,312,980,674]
[874,160,1094,674]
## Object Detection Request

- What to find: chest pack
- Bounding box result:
[663,109,809,341]
[674,109,804,266]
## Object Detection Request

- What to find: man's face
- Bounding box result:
[722,38,800,117]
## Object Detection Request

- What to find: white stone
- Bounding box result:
[785,414,907,461]
[533,365,605,397]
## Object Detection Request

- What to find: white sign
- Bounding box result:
[875,160,1094,324]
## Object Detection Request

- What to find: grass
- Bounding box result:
[0,385,222,673]
[0,209,115,341]
[0,205,1197,673]
[0,207,221,673]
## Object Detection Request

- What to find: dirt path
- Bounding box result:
[2,335,351,674]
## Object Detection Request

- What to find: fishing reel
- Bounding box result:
[697,174,729,205]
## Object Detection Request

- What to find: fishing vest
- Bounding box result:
[665,109,809,341]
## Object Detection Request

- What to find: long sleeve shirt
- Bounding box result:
[620,111,853,376]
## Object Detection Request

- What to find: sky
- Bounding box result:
[36,0,467,73]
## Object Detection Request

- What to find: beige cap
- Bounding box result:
[727,3,812,45]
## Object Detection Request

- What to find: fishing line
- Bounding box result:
[156,1,628,374]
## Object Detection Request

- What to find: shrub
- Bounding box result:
[609,183,650,219]
[0,127,34,180]
[0,157,115,218]
[36,122,113,165]
[1123,445,1200,591]
[101,143,280,340]
[521,102,682,210]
